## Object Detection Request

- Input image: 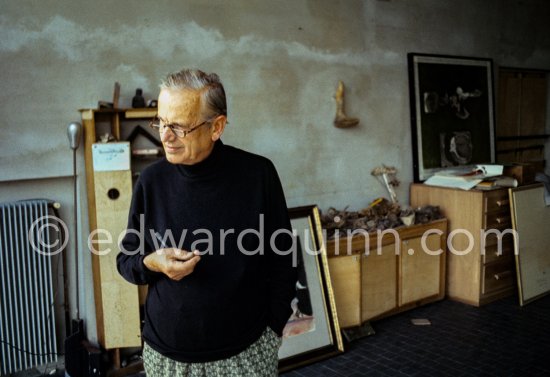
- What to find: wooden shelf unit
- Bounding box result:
[326,219,447,328]
[80,108,158,352]
[410,184,516,306]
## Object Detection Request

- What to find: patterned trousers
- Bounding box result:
[143,327,282,377]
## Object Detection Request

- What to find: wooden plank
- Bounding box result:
[325,219,447,257]
[80,111,109,346]
[520,74,547,136]
[496,71,521,137]
[125,109,157,119]
[111,113,121,142]
[93,169,141,349]
[113,82,121,109]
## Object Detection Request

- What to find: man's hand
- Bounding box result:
[143,248,201,281]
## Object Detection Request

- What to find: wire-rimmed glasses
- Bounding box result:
[149,116,212,138]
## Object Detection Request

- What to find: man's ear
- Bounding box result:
[210,115,227,141]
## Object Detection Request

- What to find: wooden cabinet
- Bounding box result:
[496,69,548,169]
[81,108,159,350]
[410,184,516,306]
[326,219,447,328]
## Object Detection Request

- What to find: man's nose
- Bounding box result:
[161,128,176,142]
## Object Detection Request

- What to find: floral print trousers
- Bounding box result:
[143,327,282,377]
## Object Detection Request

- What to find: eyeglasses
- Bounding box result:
[149,116,212,138]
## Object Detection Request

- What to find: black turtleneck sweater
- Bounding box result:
[117,140,297,362]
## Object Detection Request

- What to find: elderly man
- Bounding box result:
[117,69,297,376]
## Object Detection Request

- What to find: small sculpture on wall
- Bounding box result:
[333,80,359,128]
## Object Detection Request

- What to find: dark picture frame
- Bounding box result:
[278,205,344,372]
[408,53,496,182]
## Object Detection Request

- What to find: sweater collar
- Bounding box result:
[175,140,225,178]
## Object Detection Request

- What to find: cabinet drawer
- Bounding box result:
[482,261,515,294]
[484,189,510,213]
[483,233,516,264]
[485,212,512,230]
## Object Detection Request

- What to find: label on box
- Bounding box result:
[92,142,130,171]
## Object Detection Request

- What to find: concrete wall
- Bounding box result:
[1,0,549,345]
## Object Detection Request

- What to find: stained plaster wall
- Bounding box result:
[1,0,549,345]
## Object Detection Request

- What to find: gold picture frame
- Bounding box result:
[510,184,550,305]
[278,205,344,372]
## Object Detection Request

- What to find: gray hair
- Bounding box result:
[160,69,227,119]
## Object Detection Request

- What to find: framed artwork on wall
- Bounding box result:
[407,53,496,182]
[278,205,344,372]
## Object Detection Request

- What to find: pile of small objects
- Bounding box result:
[320,198,442,239]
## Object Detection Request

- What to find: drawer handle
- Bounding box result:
[496,199,509,207]
[487,245,513,256]
[494,271,512,280]
[495,217,510,224]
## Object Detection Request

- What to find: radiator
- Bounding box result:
[0,199,59,375]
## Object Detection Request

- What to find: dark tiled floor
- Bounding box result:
[118,295,549,377]
[281,295,550,377]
